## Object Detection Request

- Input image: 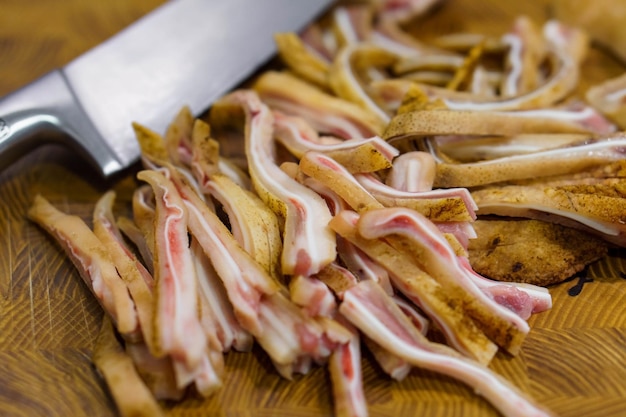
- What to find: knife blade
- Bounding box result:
[0,0,333,177]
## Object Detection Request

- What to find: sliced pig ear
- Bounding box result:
[355,172,476,222]
[432,135,626,188]
[218,90,337,277]
[328,316,368,417]
[164,105,194,167]
[93,189,157,352]
[253,71,385,138]
[586,72,626,130]
[28,194,139,339]
[470,166,626,247]
[299,151,383,213]
[135,169,208,369]
[274,32,331,90]
[203,173,283,281]
[329,209,499,365]
[500,16,547,97]
[370,35,579,114]
[328,43,396,126]
[339,281,553,417]
[356,207,531,355]
[93,316,166,417]
[273,110,398,173]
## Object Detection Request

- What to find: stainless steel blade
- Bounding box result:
[67,0,332,170]
[0,0,332,177]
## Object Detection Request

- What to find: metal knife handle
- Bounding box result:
[0,70,124,177]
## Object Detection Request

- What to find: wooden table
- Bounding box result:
[0,1,625,416]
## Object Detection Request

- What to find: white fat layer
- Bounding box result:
[357,173,478,211]
[334,7,359,44]
[336,44,391,123]
[245,98,335,275]
[477,203,620,236]
[264,96,366,140]
[444,49,575,112]
[340,284,551,417]
[456,137,626,167]
[275,116,398,159]
[358,208,530,333]
[501,34,523,97]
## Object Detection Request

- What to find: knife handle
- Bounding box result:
[0,70,123,177]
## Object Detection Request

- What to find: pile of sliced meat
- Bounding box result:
[27,1,626,416]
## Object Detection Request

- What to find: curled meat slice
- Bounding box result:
[436,133,591,162]
[253,71,384,138]
[330,210,498,365]
[458,252,553,314]
[168,165,349,372]
[274,32,331,90]
[337,236,394,296]
[273,111,398,173]
[132,185,157,265]
[469,66,502,96]
[542,19,589,65]
[132,122,170,168]
[384,104,615,144]
[357,207,530,354]
[339,281,553,417]
[471,177,626,246]
[191,240,252,353]
[355,173,476,222]
[289,274,337,318]
[93,191,155,349]
[393,295,429,335]
[370,31,579,113]
[328,318,368,417]
[300,22,335,62]
[164,105,194,167]
[256,291,351,373]
[166,165,280,334]
[312,246,411,382]
[136,170,207,370]
[386,151,436,192]
[28,195,138,338]
[331,5,373,47]
[217,90,336,277]
[172,349,223,397]
[204,173,283,280]
[188,120,251,192]
[93,317,164,417]
[305,176,396,296]
[299,151,384,213]
[188,118,220,185]
[431,135,626,188]
[313,262,360,299]
[499,16,547,97]
[116,216,154,275]
[328,43,397,126]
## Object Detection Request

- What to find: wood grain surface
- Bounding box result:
[0,1,625,417]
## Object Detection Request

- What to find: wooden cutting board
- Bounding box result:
[1,1,625,416]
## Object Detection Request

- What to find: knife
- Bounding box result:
[0,0,333,178]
